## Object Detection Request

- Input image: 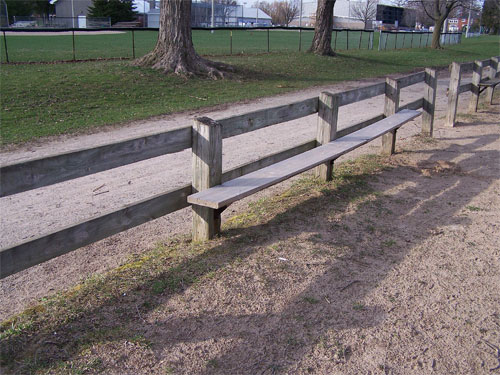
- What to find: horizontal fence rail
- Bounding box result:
[0,110,397,278]
[0,65,457,278]
[0,97,319,197]
[446,56,499,127]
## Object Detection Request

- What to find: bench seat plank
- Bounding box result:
[478,78,500,87]
[188,109,421,209]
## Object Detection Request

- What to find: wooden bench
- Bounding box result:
[188,109,420,233]
[468,58,500,113]
[475,78,500,109]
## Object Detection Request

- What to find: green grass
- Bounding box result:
[0,35,498,144]
[0,29,373,63]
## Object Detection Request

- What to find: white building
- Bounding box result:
[291,0,377,29]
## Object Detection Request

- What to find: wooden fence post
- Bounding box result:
[381,78,400,155]
[192,117,222,241]
[487,57,499,104]
[422,68,437,136]
[314,92,339,181]
[446,62,462,127]
[469,60,483,112]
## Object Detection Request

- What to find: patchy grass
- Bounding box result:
[1,35,498,144]
[0,153,389,373]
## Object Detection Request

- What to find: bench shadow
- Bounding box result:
[1,130,498,374]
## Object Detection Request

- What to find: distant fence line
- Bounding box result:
[378,30,462,51]
[0,26,375,64]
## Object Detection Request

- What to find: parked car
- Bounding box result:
[11,20,37,28]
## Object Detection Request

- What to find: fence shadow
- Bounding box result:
[1,128,498,373]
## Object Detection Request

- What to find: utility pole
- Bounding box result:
[71,0,75,28]
[465,8,471,37]
[299,0,303,27]
[211,0,215,29]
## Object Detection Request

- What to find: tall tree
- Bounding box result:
[134,0,231,78]
[409,0,473,48]
[481,0,500,34]
[257,1,299,26]
[309,0,336,55]
[88,0,137,25]
[351,0,377,29]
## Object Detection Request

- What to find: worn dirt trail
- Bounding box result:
[0,70,481,320]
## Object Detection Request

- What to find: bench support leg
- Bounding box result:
[487,57,499,105]
[191,117,222,241]
[193,205,221,242]
[381,130,397,155]
[314,92,339,181]
[469,60,483,113]
[316,161,334,181]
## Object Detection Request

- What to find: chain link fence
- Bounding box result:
[378,31,462,50]
[0,27,375,64]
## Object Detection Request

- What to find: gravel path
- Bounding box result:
[0,70,476,319]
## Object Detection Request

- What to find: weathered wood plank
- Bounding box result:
[469,60,483,112]
[221,140,317,183]
[0,140,319,278]
[458,82,472,94]
[446,62,462,127]
[219,97,319,138]
[191,117,223,241]
[399,97,424,111]
[382,78,400,155]
[0,126,192,197]
[314,92,339,181]
[335,114,385,138]
[338,82,386,107]
[486,57,499,104]
[0,185,192,279]
[397,71,425,89]
[422,68,437,137]
[187,110,421,210]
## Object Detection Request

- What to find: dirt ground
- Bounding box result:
[1,71,499,373]
[1,97,499,375]
[0,70,480,320]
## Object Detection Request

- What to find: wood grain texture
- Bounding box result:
[187,110,421,210]
[0,185,192,279]
[219,97,319,138]
[422,68,437,137]
[469,60,483,113]
[446,62,462,127]
[0,127,193,197]
[191,117,222,241]
[338,82,386,107]
[314,92,339,181]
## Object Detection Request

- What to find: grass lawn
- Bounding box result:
[0,35,498,145]
[0,29,373,63]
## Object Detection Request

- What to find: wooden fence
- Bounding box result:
[1,57,497,279]
[446,56,499,127]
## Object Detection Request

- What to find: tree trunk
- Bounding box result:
[309,0,336,56]
[431,16,446,48]
[134,0,232,78]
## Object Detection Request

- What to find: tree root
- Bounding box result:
[133,49,233,79]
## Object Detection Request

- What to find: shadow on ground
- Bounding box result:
[1,120,499,374]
